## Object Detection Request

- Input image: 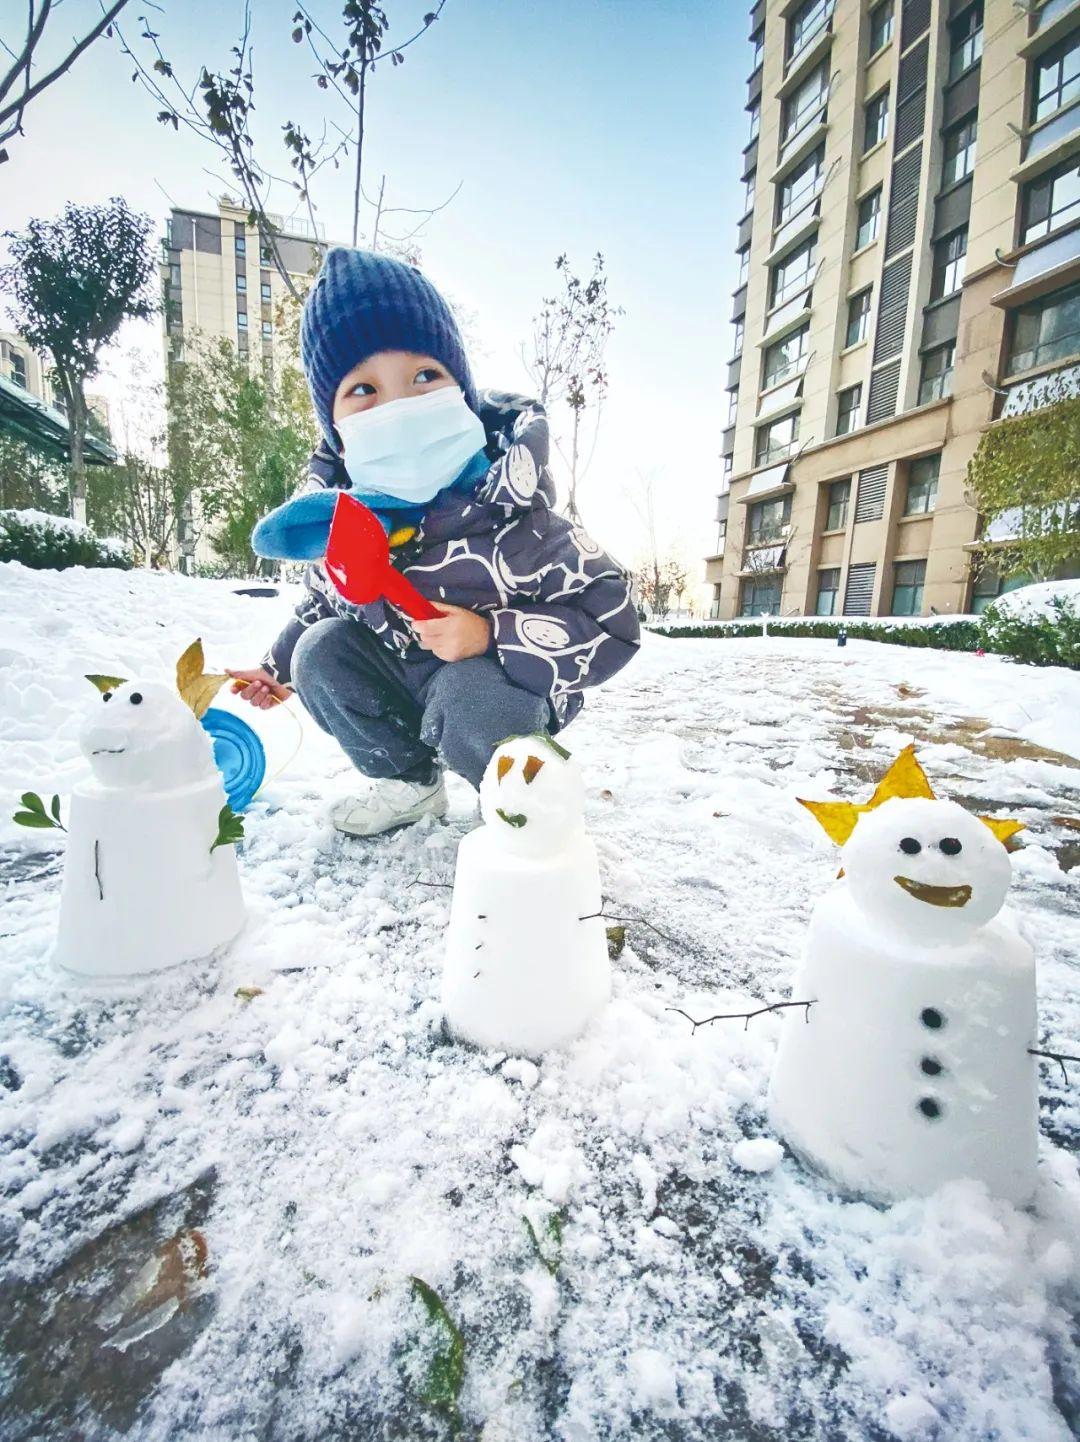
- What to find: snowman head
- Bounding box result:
[479,734,585,855]
[80,680,216,792]
[843,796,1012,940]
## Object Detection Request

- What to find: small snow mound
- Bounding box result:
[884,1392,940,1438]
[628,1348,679,1415]
[731,1137,783,1174]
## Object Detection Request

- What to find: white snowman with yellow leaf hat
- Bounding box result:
[441,733,611,1056]
[768,746,1037,1205]
[53,642,246,981]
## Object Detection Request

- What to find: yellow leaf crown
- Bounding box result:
[797,744,1023,848]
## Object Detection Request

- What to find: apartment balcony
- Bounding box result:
[704,555,726,585]
[1015,97,1080,176]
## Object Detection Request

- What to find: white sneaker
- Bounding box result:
[331,774,448,837]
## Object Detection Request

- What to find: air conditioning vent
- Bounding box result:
[866,360,902,422]
[855,464,889,522]
[873,254,913,362]
[843,561,877,615]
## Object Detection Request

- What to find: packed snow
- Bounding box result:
[0,560,1078,1441]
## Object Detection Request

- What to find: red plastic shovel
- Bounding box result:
[323,492,443,621]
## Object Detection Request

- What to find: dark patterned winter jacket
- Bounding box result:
[261,390,640,727]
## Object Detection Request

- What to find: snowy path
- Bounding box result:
[1,564,1078,1442]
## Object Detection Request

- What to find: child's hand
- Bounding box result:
[225,667,294,709]
[412,605,492,662]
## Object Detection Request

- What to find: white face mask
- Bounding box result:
[336,387,487,506]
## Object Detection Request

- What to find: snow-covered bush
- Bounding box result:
[0,508,132,571]
[653,617,983,652]
[981,582,1080,669]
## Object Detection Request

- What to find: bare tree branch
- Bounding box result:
[669,1000,817,1034]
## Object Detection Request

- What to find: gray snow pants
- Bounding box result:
[290,616,552,790]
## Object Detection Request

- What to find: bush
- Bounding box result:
[981,595,1080,668]
[0,508,132,571]
[650,610,1078,670]
[652,617,984,651]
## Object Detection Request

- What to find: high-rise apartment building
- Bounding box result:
[159,198,344,566]
[707,0,1080,621]
[160,198,335,372]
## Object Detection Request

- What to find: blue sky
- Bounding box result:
[4,0,749,572]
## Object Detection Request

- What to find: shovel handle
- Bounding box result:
[382,566,444,622]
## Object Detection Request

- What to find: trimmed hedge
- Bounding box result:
[981,596,1080,669]
[653,617,983,651]
[651,608,1079,669]
[0,508,132,571]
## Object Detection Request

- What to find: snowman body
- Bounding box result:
[442,737,610,1056]
[55,681,245,980]
[769,796,1038,1205]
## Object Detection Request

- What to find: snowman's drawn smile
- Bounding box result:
[496,808,528,828]
[92,746,127,756]
[894,875,972,908]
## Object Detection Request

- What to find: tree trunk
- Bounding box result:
[566,406,582,525]
[69,381,88,527]
[351,58,368,248]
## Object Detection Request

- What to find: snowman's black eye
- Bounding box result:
[899,837,921,855]
[129,692,143,705]
[102,692,113,702]
[939,837,962,856]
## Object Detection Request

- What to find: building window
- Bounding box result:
[728,389,739,425]
[864,89,889,152]
[763,322,811,388]
[748,98,760,140]
[723,454,734,484]
[748,491,793,543]
[777,145,825,226]
[770,235,817,308]
[755,412,801,466]
[846,288,872,347]
[816,568,841,615]
[7,349,27,388]
[949,2,983,82]
[261,281,272,303]
[237,311,248,329]
[260,242,273,265]
[234,235,246,257]
[788,0,834,63]
[1006,280,1080,373]
[835,384,862,435]
[236,273,247,293]
[738,245,751,283]
[169,262,182,288]
[918,344,954,405]
[752,23,765,69]
[740,577,783,617]
[869,0,894,56]
[733,318,745,357]
[744,171,757,214]
[942,117,977,188]
[971,564,1030,614]
[781,63,829,144]
[1021,156,1080,243]
[1031,30,1080,124]
[825,477,851,530]
[930,227,967,301]
[891,559,926,615]
[262,319,273,338]
[904,455,940,515]
[855,187,881,250]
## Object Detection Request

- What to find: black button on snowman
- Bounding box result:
[769,745,1037,1205]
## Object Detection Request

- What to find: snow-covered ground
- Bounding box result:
[1,561,1078,1441]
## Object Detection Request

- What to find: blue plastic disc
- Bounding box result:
[201,707,266,812]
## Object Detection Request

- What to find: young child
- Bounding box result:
[229,248,639,836]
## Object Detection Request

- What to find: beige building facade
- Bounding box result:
[708,0,1080,620]
[159,199,339,567]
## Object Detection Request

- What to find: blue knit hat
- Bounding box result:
[301,247,478,449]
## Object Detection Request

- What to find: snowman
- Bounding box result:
[441,734,611,1056]
[768,747,1037,1205]
[54,674,246,981]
